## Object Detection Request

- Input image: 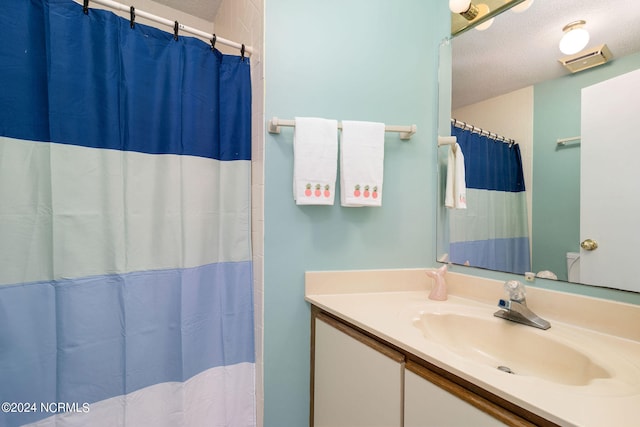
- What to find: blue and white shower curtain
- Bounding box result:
[449,125,530,274]
[0,1,254,426]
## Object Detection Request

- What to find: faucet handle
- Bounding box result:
[497,299,511,310]
[504,280,526,303]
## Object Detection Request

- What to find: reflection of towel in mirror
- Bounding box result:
[445,142,467,209]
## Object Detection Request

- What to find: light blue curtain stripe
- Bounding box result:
[449,189,529,242]
[450,237,531,274]
[0,137,252,287]
[0,262,254,427]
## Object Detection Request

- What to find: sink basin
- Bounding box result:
[413,311,611,386]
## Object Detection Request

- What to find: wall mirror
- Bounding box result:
[438,0,640,294]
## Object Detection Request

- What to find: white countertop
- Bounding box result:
[305,268,640,427]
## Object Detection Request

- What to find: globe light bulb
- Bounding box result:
[475,17,494,31]
[559,22,589,55]
[511,0,534,13]
[449,0,472,13]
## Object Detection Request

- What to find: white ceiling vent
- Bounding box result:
[559,44,613,73]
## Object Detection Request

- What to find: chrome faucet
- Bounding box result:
[493,280,551,330]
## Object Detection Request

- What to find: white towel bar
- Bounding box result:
[556,136,581,146]
[437,136,457,147]
[268,117,417,140]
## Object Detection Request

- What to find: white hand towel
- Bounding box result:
[293,117,338,205]
[340,120,385,207]
[445,142,467,209]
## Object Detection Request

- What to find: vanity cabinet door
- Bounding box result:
[405,362,534,427]
[312,314,404,427]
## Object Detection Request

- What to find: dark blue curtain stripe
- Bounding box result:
[449,237,531,275]
[0,262,254,427]
[0,0,51,141]
[452,125,525,192]
[1,0,251,161]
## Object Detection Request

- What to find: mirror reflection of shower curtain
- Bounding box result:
[449,126,531,274]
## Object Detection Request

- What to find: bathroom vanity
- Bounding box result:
[312,307,536,426]
[306,269,640,427]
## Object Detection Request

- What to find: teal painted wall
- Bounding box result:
[532,52,640,281]
[263,1,449,425]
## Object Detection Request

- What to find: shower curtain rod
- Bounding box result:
[268,117,417,140]
[451,118,516,145]
[80,0,253,56]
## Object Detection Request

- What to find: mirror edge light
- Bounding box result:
[451,0,527,36]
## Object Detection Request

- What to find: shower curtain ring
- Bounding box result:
[83,0,89,14]
[174,21,179,41]
[211,34,217,51]
[240,44,245,61]
[130,6,135,29]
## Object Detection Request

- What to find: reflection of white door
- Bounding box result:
[580,68,640,292]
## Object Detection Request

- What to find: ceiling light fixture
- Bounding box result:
[559,20,590,55]
[449,0,479,21]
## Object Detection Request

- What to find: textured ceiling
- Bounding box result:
[452,0,640,109]
[151,0,223,22]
